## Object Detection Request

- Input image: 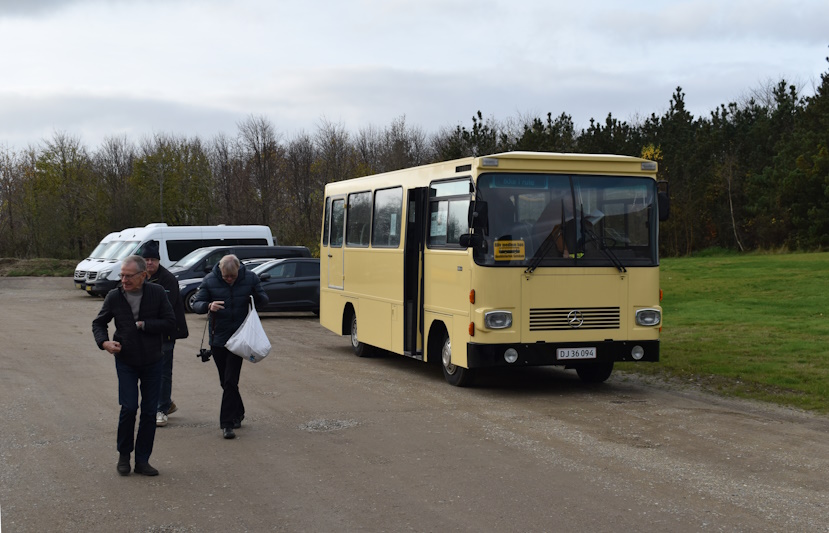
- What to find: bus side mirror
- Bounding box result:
[459,233,486,251]
[657,181,670,222]
[468,201,488,230]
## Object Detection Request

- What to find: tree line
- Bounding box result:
[1,59,828,259]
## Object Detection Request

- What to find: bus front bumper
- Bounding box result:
[466,340,659,368]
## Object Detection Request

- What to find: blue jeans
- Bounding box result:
[157,340,175,414]
[115,358,162,463]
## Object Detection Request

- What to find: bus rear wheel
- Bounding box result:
[576,361,614,384]
[350,314,373,357]
[440,333,473,387]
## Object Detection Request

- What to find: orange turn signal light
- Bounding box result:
[469,289,475,304]
[468,322,475,336]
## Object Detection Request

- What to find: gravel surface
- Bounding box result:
[1,277,828,532]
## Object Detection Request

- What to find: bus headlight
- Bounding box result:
[504,348,519,363]
[635,308,661,327]
[484,311,513,329]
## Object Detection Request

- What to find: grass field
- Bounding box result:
[619,252,829,414]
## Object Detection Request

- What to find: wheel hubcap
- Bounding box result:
[351,317,359,348]
[441,338,456,375]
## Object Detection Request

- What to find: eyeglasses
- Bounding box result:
[119,272,144,280]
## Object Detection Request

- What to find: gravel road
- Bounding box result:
[1,277,827,532]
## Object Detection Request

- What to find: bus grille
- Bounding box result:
[529,307,620,330]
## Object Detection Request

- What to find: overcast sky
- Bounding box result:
[1,0,827,150]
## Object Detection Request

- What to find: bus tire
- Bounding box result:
[350,314,373,357]
[440,332,473,387]
[576,361,614,384]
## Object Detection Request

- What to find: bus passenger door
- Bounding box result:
[327,198,345,289]
[403,188,426,357]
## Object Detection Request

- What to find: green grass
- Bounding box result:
[0,258,77,277]
[619,252,829,414]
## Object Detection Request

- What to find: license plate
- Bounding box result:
[85,285,93,292]
[556,347,597,360]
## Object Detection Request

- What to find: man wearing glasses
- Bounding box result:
[93,255,176,476]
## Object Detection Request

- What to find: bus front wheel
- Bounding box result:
[350,314,373,357]
[440,333,473,387]
[576,361,614,384]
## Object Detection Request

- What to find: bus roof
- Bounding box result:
[324,151,658,193]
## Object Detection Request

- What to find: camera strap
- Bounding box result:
[200,311,210,351]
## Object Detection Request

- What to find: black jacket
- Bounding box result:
[92,282,177,366]
[147,264,189,340]
[192,263,268,347]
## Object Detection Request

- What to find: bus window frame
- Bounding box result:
[427,177,473,250]
[371,186,404,249]
[346,190,373,248]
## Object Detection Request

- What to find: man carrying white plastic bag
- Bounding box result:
[192,255,269,439]
[226,296,271,362]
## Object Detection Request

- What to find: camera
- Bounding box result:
[198,348,212,362]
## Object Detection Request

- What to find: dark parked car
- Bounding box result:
[176,247,311,312]
[252,258,320,314]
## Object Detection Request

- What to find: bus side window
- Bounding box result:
[330,199,345,248]
[346,191,372,247]
[322,197,331,246]
[372,187,403,248]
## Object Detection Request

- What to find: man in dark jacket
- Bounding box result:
[92,255,177,476]
[192,254,268,439]
[141,243,189,427]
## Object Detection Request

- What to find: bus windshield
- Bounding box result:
[475,173,658,268]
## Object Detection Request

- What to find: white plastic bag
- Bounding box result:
[225,296,271,362]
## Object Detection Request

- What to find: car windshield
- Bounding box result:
[474,173,658,268]
[173,249,211,269]
[252,260,282,274]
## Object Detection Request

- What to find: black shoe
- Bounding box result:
[233,414,245,429]
[134,462,159,476]
[223,427,236,439]
[117,454,130,476]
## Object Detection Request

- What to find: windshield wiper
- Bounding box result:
[525,225,565,274]
[580,207,626,273]
[525,199,566,274]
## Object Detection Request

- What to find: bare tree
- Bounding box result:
[93,135,135,230]
[237,115,283,228]
[314,117,356,185]
[284,131,321,249]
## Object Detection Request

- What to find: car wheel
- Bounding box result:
[184,291,198,313]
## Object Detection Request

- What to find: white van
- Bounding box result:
[73,232,118,290]
[82,223,274,296]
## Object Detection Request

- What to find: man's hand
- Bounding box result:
[102,340,121,354]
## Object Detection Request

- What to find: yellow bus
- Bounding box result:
[320,151,669,386]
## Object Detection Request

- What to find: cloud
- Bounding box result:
[0,92,242,149]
